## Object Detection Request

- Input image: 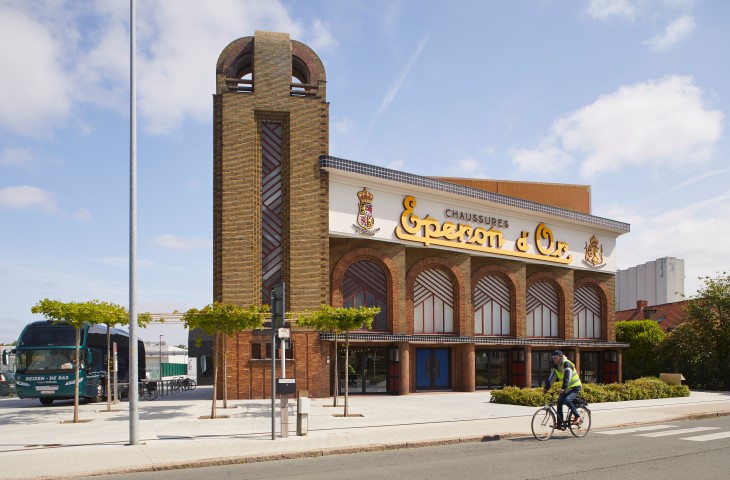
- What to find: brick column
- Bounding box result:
[399,342,410,395]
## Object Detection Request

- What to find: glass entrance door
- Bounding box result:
[475,349,508,389]
[339,347,389,394]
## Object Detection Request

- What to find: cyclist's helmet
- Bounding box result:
[551,350,563,358]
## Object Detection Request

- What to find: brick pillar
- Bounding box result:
[399,342,410,395]
[463,343,475,392]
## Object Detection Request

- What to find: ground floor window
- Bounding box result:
[531,351,552,387]
[580,351,599,383]
[475,349,509,389]
[338,347,393,394]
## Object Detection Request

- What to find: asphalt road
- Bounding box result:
[73,416,730,480]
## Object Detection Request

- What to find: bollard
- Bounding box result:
[297,390,309,436]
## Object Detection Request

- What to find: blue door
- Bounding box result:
[416,348,450,389]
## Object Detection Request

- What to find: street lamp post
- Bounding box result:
[159,335,164,381]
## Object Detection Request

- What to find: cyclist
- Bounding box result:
[543,350,583,428]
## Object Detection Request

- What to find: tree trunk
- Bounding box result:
[106,323,112,411]
[344,331,350,417]
[222,334,228,409]
[211,332,218,419]
[73,328,80,423]
[332,329,339,407]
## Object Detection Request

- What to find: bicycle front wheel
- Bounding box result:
[568,406,591,438]
[531,407,556,441]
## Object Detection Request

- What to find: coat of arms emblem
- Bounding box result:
[352,187,379,236]
[583,235,605,268]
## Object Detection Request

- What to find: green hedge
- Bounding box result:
[489,377,690,407]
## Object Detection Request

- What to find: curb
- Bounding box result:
[19,410,730,480]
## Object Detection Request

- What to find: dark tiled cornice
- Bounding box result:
[320,155,630,232]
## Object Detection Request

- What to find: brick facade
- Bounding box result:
[211,31,625,400]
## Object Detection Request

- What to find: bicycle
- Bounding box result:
[531,392,591,441]
[140,380,158,401]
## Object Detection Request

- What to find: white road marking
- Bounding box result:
[636,427,718,437]
[596,425,678,435]
[681,431,730,442]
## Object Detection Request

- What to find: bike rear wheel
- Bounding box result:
[568,406,591,438]
[531,407,556,441]
[140,383,158,401]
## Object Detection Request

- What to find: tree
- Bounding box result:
[298,305,380,417]
[31,299,100,423]
[672,272,730,389]
[658,321,706,387]
[616,320,666,380]
[31,299,150,422]
[181,302,268,418]
[96,301,150,412]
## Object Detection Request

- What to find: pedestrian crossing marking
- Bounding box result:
[680,431,730,442]
[636,427,718,437]
[596,425,677,435]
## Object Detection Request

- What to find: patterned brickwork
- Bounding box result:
[214,31,330,399]
[213,31,623,399]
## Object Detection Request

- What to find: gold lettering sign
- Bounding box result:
[394,196,572,264]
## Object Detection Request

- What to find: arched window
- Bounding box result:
[474,275,511,335]
[574,285,602,339]
[343,260,388,331]
[414,268,454,334]
[526,281,559,337]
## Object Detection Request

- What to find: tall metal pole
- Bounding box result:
[128,0,139,446]
[159,335,164,380]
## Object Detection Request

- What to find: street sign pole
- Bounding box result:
[270,283,285,440]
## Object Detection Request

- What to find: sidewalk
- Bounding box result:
[1,387,730,480]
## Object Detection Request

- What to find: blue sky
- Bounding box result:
[1,0,728,345]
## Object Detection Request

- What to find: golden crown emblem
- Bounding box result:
[589,235,599,246]
[357,187,373,203]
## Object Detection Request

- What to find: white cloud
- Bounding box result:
[443,157,489,178]
[586,0,638,21]
[0,147,34,168]
[72,208,92,221]
[0,6,73,137]
[307,19,339,51]
[644,14,695,51]
[511,76,723,178]
[510,144,574,174]
[615,192,730,296]
[0,186,58,213]
[332,117,356,136]
[0,0,329,137]
[154,234,212,251]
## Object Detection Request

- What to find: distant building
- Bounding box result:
[143,341,190,381]
[616,257,684,311]
[615,299,688,332]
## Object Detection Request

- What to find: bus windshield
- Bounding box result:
[16,349,82,374]
[18,325,79,347]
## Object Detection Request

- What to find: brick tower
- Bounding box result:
[213,31,330,398]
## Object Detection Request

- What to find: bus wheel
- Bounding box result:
[89,384,103,403]
[39,397,54,406]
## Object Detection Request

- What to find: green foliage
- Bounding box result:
[181,302,268,337]
[664,272,730,390]
[616,320,665,380]
[181,302,269,418]
[489,377,689,406]
[298,304,381,333]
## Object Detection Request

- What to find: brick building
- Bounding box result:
[206,31,630,399]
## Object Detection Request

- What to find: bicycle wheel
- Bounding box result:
[139,383,156,401]
[187,379,197,391]
[568,406,591,438]
[531,407,556,441]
